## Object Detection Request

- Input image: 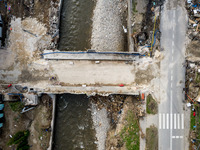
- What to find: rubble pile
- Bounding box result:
[185,60,200,101]
[89,95,126,125]
[186,0,200,41]
[49,0,61,49]
[185,60,200,149]
[132,0,164,56]
[89,95,142,126]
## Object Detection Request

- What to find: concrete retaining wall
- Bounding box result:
[47,94,56,150]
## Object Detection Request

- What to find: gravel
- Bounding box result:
[91,103,110,150]
[91,0,127,52]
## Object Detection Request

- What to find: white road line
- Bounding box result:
[159,113,162,129]
[170,114,173,129]
[178,114,180,129]
[182,114,184,129]
[171,83,172,88]
[170,90,172,101]
[174,114,176,129]
[172,136,183,139]
[172,41,174,46]
[172,49,174,54]
[163,114,165,129]
[170,69,173,150]
[167,113,169,129]
[173,34,175,39]
[171,75,173,81]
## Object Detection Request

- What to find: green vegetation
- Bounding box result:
[146,94,158,114]
[195,72,200,84]
[9,102,24,112]
[190,106,200,148]
[146,125,158,150]
[7,130,30,150]
[120,110,140,150]
[132,1,138,13]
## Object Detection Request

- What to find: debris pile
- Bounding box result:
[89,95,143,127]
[185,60,200,103]
[89,95,126,126]
[132,0,164,56]
[185,60,200,149]
[186,0,200,41]
[49,0,61,49]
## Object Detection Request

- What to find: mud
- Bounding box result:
[186,41,200,58]
[18,69,49,83]
[135,65,155,85]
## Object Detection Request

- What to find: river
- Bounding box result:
[58,0,95,51]
[53,94,97,149]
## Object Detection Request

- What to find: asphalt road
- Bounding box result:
[159,0,188,150]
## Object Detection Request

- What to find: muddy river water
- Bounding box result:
[53,94,97,149]
[58,0,95,51]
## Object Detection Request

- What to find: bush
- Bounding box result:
[7,131,24,145]
[146,95,158,115]
[17,145,30,150]
[7,130,30,149]
[17,140,29,150]
[9,102,24,112]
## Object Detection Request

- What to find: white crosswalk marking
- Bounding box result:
[178,114,180,129]
[163,114,165,129]
[166,113,169,129]
[170,113,173,129]
[159,113,184,130]
[182,114,184,129]
[174,114,176,129]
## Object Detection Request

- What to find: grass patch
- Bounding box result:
[195,72,200,84]
[120,110,140,150]
[190,105,200,148]
[146,125,158,150]
[146,94,158,114]
[132,1,138,13]
[7,130,30,150]
[9,102,24,112]
[195,106,200,144]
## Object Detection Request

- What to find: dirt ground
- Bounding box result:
[135,64,157,85]
[0,94,52,150]
[0,0,55,30]
[186,41,200,58]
